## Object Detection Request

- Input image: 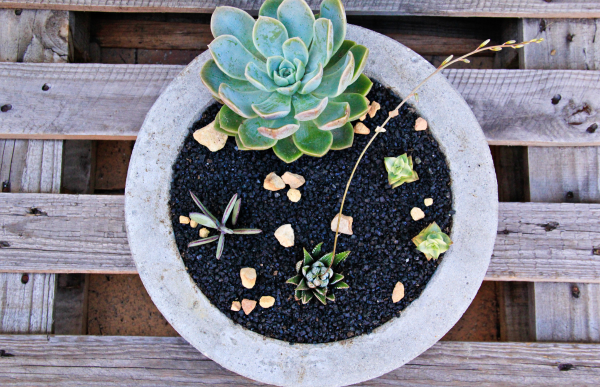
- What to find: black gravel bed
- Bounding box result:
[169,80,453,344]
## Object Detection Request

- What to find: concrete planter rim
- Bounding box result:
[125,25,498,387]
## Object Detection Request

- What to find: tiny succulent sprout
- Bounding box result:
[201,0,372,162]
[384,153,419,188]
[412,222,452,261]
[286,242,350,305]
[187,191,261,259]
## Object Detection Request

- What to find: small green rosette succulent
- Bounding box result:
[201,0,373,162]
[412,222,452,261]
[384,153,419,188]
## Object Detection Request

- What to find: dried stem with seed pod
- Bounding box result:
[330,38,544,261]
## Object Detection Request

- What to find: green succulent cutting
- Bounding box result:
[201,0,372,162]
[412,222,452,261]
[384,153,419,188]
[286,242,350,305]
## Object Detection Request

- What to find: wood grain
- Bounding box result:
[0,335,598,386]
[0,0,600,17]
[1,62,599,145]
[0,193,599,283]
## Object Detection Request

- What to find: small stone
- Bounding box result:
[368,101,381,118]
[179,216,190,224]
[199,228,210,238]
[241,299,257,315]
[259,296,275,308]
[189,220,198,228]
[551,49,557,56]
[274,224,295,247]
[353,122,370,135]
[415,117,428,131]
[231,301,241,311]
[424,198,433,206]
[281,172,305,188]
[410,207,425,221]
[240,267,257,289]
[264,172,286,191]
[331,214,353,235]
[389,109,399,118]
[375,126,386,133]
[392,282,405,303]
[193,120,227,152]
[287,188,301,202]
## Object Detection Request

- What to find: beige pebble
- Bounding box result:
[353,122,370,135]
[259,296,275,308]
[411,207,425,221]
[368,101,381,118]
[193,120,227,152]
[274,224,295,247]
[264,172,286,191]
[281,172,305,188]
[231,301,241,311]
[240,267,257,289]
[287,189,301,202]
[389,109,399,118]
[550,49,557,56]
[241,299,257,315]
[331,214,353,235]
[392,282,405,303]
[424,198,434,207]
[189,220,198,228]
[415,117,428,131]
[179,216,190,224]
[199,228,210,238]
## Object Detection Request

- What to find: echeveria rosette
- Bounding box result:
[412,222,453,261]
[384,153,419,188]
[286,242,350,305]
[200,0,373,163]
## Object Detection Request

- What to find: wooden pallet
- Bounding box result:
[1,2,600,385]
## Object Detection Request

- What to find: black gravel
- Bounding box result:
[169,80,453,344]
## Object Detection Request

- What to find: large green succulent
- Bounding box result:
[201,0,373,162]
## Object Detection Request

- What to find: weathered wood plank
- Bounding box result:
[0,193,598,283]
[0,335,598,386]
[0,0,600,17]
[1,63,599,145]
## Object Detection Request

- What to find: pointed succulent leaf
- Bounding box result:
[313,290,327,305]
[276,81,301,96]
[293,120,333,157]
[303,248,313,264]
[253,16,289,58]
[302,265,309,276]
[210,35,265,80]
[332,281,349,289]
[273,72,290,87]
[245,62,279,92]
[282,37,309,65]
[188,235,220,247]
[200,59,255,100]
[325,292,335,302]
[232,228,262,235]
[259,0,284,18]
[314,286,327,297]
[312,242,323,256]
[257,111,300,139]
[252,92,292,120]
[345,73,373,96]
[313,52,355,98]
[220,226,234,235]
[295,289,304,301]
[319,252,333,266]
[231,198,241,225]
[348,44,369,83]
[286,274,303,285]
[324,40,354,70]
[294,59,306,82]
[330,122,354,150]
[267,56,285,78]
[320,0,347,54]
[306,18,334,72]
[299,64,323,94]
[238,117,278,150]
[222,194,238,224]
[296,278,309,291]
[219,84,270,118]
[189,191,218,224]
[295,260,303,273]
[330,273,344,285]
[302,290,314,304]
[313,101,350,130]
[331,93,369,121]
[277,0,315,48]
[333,250,351,266]
[292,94,328,121]
[211,7,264,60]
[216,233,225,259]
[273,136,303,163]
[218,105,244,134]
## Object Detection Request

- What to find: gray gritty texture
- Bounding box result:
[125,25,498,387]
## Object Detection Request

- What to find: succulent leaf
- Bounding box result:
[302,290,314,304]
[189,191,218,224]
[231,228,262,235]
[345,73,373,96]
[330,122,354,150]
[222,194,238,224]
[384,154,419,188]
[333,250,350,266]
[312,242,323,256]
[218,105,245,134]
[277,0,315,48]
[211,7,264,60]
[332,281,349,289]
[238,117,278,150]
[259,0,284,18]
[295,260,303,273]
[306,18,334,72]
[331,93,369,121]
[292,94,328,121]
[312,52,355,98]
[330,273,344,284]
[319,252,333,266]
[189,212,219,230]
[296,278,309,291]
[231,198,241,225]
[299,63,324,94]
[210,35,265,80]
[213,114,234,136]
[293,120,333,157]
[324,39,354,70]
[313,101,350,130]
[286,274,303,285]
[282,37,309,65]
[313,290,327,305]
[273,136,303,163]
[412,222,453,260]
[235,134,248,150]
[319,0,347,54]
[293,59,306,82]
[325,292,335,302]
[216,233,225,259]
[266,56,285,78]
[303,248,313,264]
[201,59,255,100]
[219,84,271,118]
[252,92,292,119]
[253,16,289,58]
[245,62,279,92]
[188,235,220,247]
[348,45,369,83]
[257,111,300,140]
[276,81,302,96]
